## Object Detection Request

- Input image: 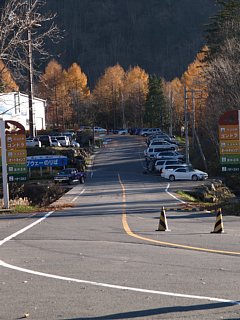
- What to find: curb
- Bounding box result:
[165,207,214,213]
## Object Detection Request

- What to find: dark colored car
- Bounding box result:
[37,135,53,147]
[54,168,86,184]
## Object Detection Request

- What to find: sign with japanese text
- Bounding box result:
[6,134,26,149]
[219,110,240,172]
[220,154,240,164]
[4,120,27,181]
[218,126,239,140]
[27,155,68,168]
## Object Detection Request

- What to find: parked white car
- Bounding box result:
[52,136,70,147]
[51,138,61,147]
[162,167,208,181]
[148,140,178,150]
[94,127,107,134]
[154,150,184,161]
[140,128,162,136]
[26,137,41,148]
[155,159,184,172]
[118,129,128,135]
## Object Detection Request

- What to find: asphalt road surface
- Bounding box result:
[1,135,240,320]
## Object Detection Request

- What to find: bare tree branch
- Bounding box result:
[0,0,62,82]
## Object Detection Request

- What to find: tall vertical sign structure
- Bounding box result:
[0,120,27,208]
[219,110,240,172]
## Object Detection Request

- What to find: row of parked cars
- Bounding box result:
[143,129,208,181]
[26,135,80,148]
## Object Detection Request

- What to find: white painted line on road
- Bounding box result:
[71,188,85,203]
[0,211,54,246]
[165,183,186,204]
[0,180,239,306]
[0,259,239,305]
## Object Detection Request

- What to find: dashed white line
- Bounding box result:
[71,188,85,202]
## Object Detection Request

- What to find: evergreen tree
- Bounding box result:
[144,75,168,130]
[205,0,240,59]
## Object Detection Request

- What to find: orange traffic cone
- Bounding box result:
[211,208,224,233]
[156,207,170,231]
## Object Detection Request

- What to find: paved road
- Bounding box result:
[1,135,240,320]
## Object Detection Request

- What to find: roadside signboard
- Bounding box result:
[27,155,68,168]
[0,119,27,208]
[219,110,240,172]
[4,120,27,182]
[8,164,28,174]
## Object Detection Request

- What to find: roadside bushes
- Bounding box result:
[8,182,68,207]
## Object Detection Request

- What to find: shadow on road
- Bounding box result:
[63,301,236,319]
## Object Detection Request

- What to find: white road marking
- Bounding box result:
[0,259,239,305]
[165,183,186,203]
[0,188,239,306]
[71,188,85,202]
[0,211,54,246]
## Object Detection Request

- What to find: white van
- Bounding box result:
[161,163,192,176]
[53,136,70,147]
[140,128,162,137]
[155,159,184,172]
[148,140,178,150]
[144,145,177,158]
[144,147,168,158]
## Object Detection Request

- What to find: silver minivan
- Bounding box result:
[155,159,184,172]
[144,146,177,158]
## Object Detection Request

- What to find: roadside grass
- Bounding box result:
[13,205,37,213]
[176,190,198,202]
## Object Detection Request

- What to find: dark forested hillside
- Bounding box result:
[1,0,218,87]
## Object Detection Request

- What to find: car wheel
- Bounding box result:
[68,179,73,185]
[169,175,175,181]
[80,176,85,184]
[192,175,198,181]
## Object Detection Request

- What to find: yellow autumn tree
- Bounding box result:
[38,59,71,130]
[165,77,184,135]
[38,59,62,129]
[64,63,90,128]
[181,47,208,132]
[0,60,18,92]
[92,64,125,129]
[123,66,149,127]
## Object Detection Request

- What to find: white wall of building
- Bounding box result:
[0,92,46,132]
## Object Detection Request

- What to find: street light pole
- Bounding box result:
[27,24,35,137]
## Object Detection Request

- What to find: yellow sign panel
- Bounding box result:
[219,125,239,140]
[6,134,26,149]
[7,149,27,164]
[220,147,240,154]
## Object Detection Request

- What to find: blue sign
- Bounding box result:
[27,155,68,168]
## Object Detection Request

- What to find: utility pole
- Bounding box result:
[27,19,35,137]
[191,89,196,144]
[169,89,173,136]
[0,119,9,209]
[27,0,41,137]
[184,85,208,171]
[184,85,190,164]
